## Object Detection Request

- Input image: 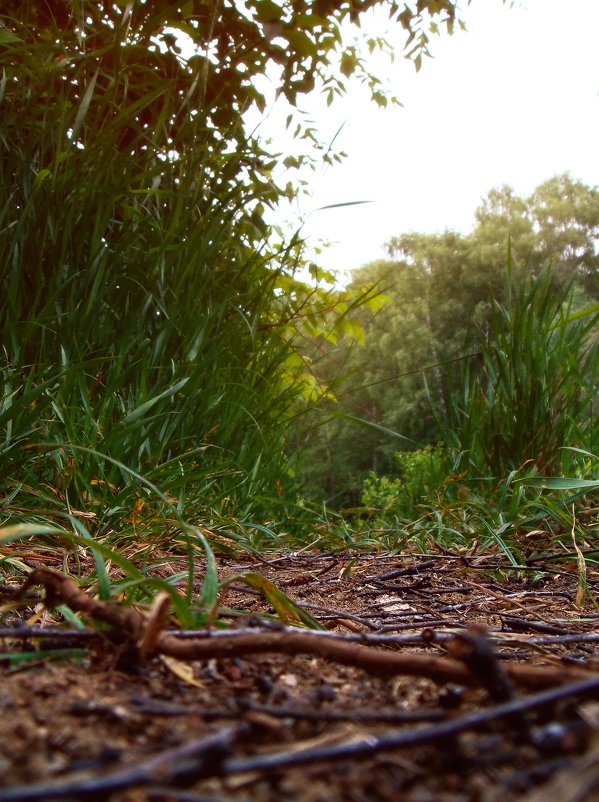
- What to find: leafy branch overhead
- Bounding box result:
[1,1,468,179]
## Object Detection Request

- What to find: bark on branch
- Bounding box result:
[16,568,595,691]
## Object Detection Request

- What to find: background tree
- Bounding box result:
[529,174,599,293]
[296,174,599,506]
[470,175,599,295]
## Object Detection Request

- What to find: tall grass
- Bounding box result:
[345,264,598,557]
[0,6,310,540]
[446,265,598,479]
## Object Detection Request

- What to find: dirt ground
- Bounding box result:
[2,551,599,802]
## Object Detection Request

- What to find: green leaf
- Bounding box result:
[519,477,599,492]
[0,29,21,45]
[333,412,419,445]
[0,649,86,666]
[68,516,112,601]
[223,572,326,630]
[340,52,358,78]
[254,0,283,24]
[71,69,99,142]
[187,526,219,617]
[554,302,599,327]
[121,378,190,427]
[286,30,316,58]
[56,605,85,629]
[315,200,373,211]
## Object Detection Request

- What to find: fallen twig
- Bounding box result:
[223,675,599,775]
[240,699,447,725]
[0,724,246,802]
[15,568,598,690]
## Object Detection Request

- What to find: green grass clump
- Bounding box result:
[445,264,598,478]
[0,4,384,632]
[0,6,320,548]
[346,265,598,559]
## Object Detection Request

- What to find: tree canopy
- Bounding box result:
[1,0,469,180]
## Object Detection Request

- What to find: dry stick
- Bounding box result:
[0,626,100,639]
[400,553,588,581]
[447,627,516,703]
[0,622,517,649]
[171,627,458,649]
[224,675,599,776]
[372,560,438,581]
[191,624,562,656]
[6,680,599,802]
[446,626,534,739]
[0,724,246,802]
[373,618,466,633]
[526,634,599,647]
[124,697,447,724]
[16,569,596,690]
[240,699,447,725]
[500,615,588,636]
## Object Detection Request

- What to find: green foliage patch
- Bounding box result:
[297,176,599,509]
[446,263,598,479]
[0,1,597,630]
[0,0,387,539]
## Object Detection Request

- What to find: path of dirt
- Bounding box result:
[2,551,599,801]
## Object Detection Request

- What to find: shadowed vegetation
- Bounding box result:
[0,2,597,620]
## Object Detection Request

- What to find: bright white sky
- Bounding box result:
[256,0,599,276]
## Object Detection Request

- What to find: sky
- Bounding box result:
[256,0,599,276]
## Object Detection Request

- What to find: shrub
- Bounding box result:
[445,266,598,480]
[361,445,449,519]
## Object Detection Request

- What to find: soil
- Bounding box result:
[2,551,599,802]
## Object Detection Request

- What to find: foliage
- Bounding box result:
[343,269,598,559]
[0,0,496,632]
[296,175,599,507]
[2,0,595,619]
[368,475,598,566]
[445,266,598,479]
[361,444,449,518]
[0,0,471,180]
[1,0,419,534]
[521,447,599,493]
[0,46,298,525]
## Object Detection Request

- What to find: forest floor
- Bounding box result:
[2,551,599,802]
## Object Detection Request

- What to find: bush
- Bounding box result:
[361,445,449,519]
